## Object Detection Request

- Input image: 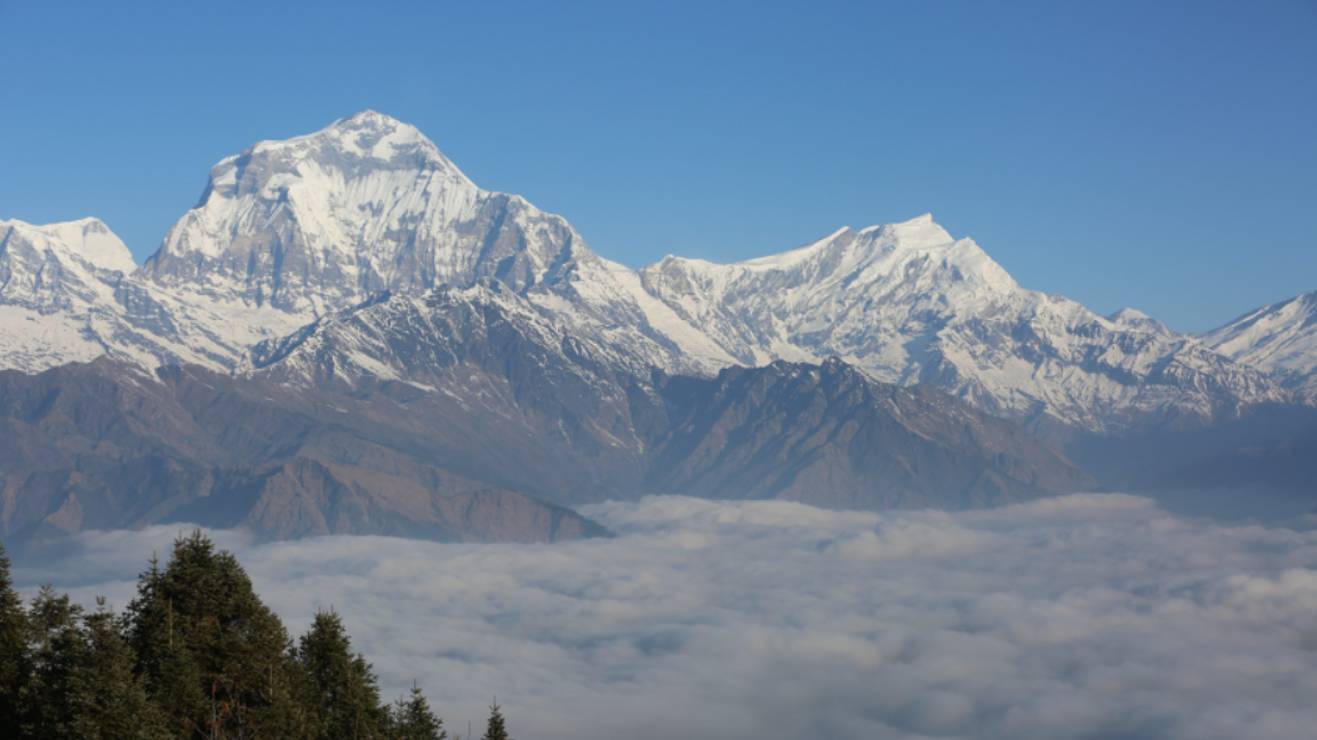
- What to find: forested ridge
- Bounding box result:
[0,534,513,739]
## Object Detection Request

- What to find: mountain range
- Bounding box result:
[2,111,1313,545]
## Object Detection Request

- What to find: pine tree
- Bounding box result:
[70,596,171,739]
[390,683,446,739]
[5,534,478,740]
[124,553,207,735]
[297,609,389,739]
[21,585,87,738]
[0,543,30,731]
[482,701,512,740]
[125,530,307,738]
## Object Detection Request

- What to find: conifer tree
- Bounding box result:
[298,609,389,739]
[70,596,171,739]
[21,585,86,738]
[5,534,464,740]
[125,531,306,737]
[0,543,29,730]
[482,701,512,740]
[124,554,207,735]
[390,683,446,739]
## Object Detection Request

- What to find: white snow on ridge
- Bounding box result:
[0,112,1307,432]
[1203,291,1317,401]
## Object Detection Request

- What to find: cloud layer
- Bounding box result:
[14,494,1317,740]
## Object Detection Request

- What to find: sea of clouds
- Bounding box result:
[13,493,1317,740]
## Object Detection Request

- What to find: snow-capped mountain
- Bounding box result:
[1203,291,1317,402]
[637,216,1286,431]
[0,111,1297,433]
[1106,307,1171,334]
[1,218,132,371]
[146,110,568,311]
[0,217,208,373]
[232,283,1091,510]
[140,110,726,375]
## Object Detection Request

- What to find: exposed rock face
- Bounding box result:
[0,283,1093,546]
[239,285,1093,510]
[0,360,610,547]
[645,359,1092,510]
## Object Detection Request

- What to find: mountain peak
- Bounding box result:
[248,110,461,173]
[1,217,136,273]
[143,111,588,314]
[335,108,403,129]
[1107,307,1170,334]
[1108,307,1151,322]
[857,212,953,247]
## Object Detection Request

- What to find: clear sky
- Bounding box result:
[1,1,1313,332]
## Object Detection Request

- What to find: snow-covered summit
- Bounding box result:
[652,214,1015,292]
[1106,307,1171,334]
[637,214,1021,369]
[0,112,1302,432]
[236,109,470,180]
[0,217,191,373]
[143,109,534,313]
[1204,290,1317,401]
[633,215,1283,430]
[1,217,137,275]
[0,217,136,322]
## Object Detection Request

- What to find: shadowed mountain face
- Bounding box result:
[647,360,1091,509]
[0,360,609,548]
[0,286,1092,547]
[242,284,1093,508]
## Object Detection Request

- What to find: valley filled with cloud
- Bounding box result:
[14,494,1317,740]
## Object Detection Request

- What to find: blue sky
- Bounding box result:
[1,1,1313,332]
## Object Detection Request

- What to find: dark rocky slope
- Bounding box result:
[0,361,608,547]
[0,287,1098,547]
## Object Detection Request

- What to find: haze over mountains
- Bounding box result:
[1,111,1313,545]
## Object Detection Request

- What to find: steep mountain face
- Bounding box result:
[0,111,1301,439]
[237,285,1091,508]
[1203,291,1317,403]
[144,111,577,311]
[0,218,144,372]
[244,282,657,504]
[0,217,308,373]
[646,359,1091,510]
[0,360,609,547]
[141,110,725,375]
[0,218,137,308]
[0,285,1089,547]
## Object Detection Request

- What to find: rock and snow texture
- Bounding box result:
[1204,291,1317,402]
[0,218,197,373]
[0,217,309,373]
[147,110,549,311]
[140,110,722,374]
[0,111,1306,433]
[637,216,1287,431]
